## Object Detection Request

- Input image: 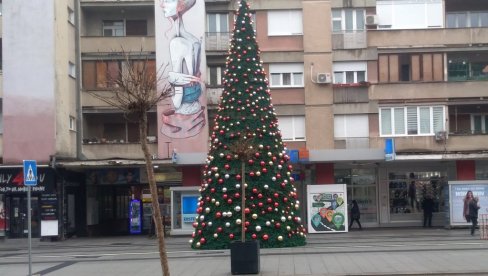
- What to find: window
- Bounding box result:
[471,114,488,134]
[207,66,223,86]
[377,0,442,29]
[82,59,156,90]
[334,115,369,138]
[68,7,75,25]
[69,62,76,78]
[267,10,303,36]
[126,20,147,36]
[380,106,445,136]
[207,13,228,33]
[447,11,488,28]
[103,20,124,37]
[69,116,76,131]
[379,53,443,83]
[331,9,365,33]
[278,116,305,141]
[333,62,367,84]
[0,100,3,134]
[269,63,303,87]
[448,54,488,81]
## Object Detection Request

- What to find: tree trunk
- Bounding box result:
[139,112,170,276]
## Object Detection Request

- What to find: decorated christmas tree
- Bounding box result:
[190,0,307,249]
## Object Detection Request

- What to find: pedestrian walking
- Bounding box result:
[468,196,481,236]
[422,194,434,228]
[349,200,362,230]
[463,190,474,223]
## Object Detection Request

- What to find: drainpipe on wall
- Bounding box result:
[74,0,83,160]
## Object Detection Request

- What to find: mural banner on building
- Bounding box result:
[0,195,5,236]
[155,0,209,158]
[449,181,488,226]
[307,184,348,233]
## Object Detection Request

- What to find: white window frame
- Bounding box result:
[278,116,306,141]
[471,114,488,134]
[333,62,367,84]
[69,116,76,131]
[68,7,75,25]
[331,8,365,33]
[69,62,76,78]
[267,10,303,36]
[207,66,223,86]
[207,13,229,33]
[269,63,304,88]
[334,114,369,138]
[103,20,125,37]
[379,106,445,137]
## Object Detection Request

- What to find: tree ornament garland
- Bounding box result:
[190,0,306,249]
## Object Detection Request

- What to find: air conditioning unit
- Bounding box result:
[434,131,447,141]
[366,15,378,26]
[317,73,332,84]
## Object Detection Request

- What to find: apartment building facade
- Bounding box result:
[0,0,487,238]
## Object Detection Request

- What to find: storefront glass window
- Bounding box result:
[388,171,447,221]
[0,194,5,236]
[335,168,377,223]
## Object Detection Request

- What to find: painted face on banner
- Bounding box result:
[161,0,178,18]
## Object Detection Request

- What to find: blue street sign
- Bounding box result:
[23,160,38,186]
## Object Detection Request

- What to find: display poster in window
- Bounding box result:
[307,184,348,233]
[449,181,488,226]
[129,199,142,234]
[40,193,58,220]
[182,195,198,224]
[0,195,5,236]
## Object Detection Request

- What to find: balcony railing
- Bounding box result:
[332,30,367,50]
[206,32,230,51]
[335,137,370,149]
[333,83,370,104]
[83,142,157,160]
[80,36,155,53]
[207,87,223,105]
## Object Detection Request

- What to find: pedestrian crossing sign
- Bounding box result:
[23,160,37,186]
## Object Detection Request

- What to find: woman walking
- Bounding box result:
[468,196,481,236]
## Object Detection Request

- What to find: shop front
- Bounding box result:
[0,168,57,238]
[84,167,179,236]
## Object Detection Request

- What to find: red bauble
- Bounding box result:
[262,168,267,173]
[217,227,223,233]
[234,192,240,198]
[262,234,269,241]
[229,233,234,239]
[223,194,228,199]
[249,171,255,177]
[216,212,222,218]
[255,152,260,158]
[201,222,206,228]
[245,208,250,214]
[257,193,263,199]
[219,130,224,135]
[274,202,279,207]
[227,199,233,204]
[236,175,242,180]
[283,197,288,203]
[248,159,254,165]
[252,233,257,239]
[198,230,202,235]
[193,222,198,228]
[210,188,216,193]
[275,223,281,229]
[267,207,273,212]
[281,182,286,188]
[274,193,279,198]
[200,238,206,244]
[224,164,230,170]
[260,161,265,166]
[267,198,272,203]
[252,188,258,194]
[245,221,250,227]
[276,173,281,179]
[258,202,264,207]
[218,178,224,184]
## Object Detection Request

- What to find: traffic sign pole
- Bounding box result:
[23,160,37,276]
[27,185,32,276]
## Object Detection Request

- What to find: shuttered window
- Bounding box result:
[380,106,445,136]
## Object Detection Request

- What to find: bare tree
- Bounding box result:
[88,50,172,276]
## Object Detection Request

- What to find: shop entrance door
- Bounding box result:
[7,196,40,238]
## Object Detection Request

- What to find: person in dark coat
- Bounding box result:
[422,195,434,228]
[349,200,362,230]
[468,196,481,236]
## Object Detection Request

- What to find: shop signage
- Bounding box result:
[449,181,488,226]
[307,184,348,233]
[40,193,58,220]
[385,138,396,161]
[0,168,54,193]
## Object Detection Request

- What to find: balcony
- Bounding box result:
[207,87,223,105]
[335,137,370,149]
[370,81,488,101]
[449,104,488,135]
[206,32,230,52]
[368,28,488,48]
[81,36,155,53]
[83,142,157,160]
[80,0,154,6]
[333,84,369,103]
[332,31,367,50]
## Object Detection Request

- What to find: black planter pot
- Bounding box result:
[230,240,260,275]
